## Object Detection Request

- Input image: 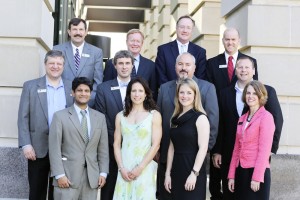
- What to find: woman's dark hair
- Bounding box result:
[123,77,157,116]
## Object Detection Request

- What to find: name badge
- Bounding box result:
[111,86,120,90]
[219,65,227,68]
[82,53,90,58]
[37,89,46,93]
[62,157,67,161]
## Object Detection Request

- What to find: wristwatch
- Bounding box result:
[192,169,199,176]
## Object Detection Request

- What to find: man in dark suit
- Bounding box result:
[157,52,219,200]
[49,77,109,200]
[95,50,134,200]
[18,50,73,200]
[103,29,156,98]
[155,15,207,86]
[53,18,103,107]
[206,28,259,200]
[212,57,283,200]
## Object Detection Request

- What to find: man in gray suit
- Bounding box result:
[157,52,219,200]
[53,18,103,107]
[49,77,109,200]
[95,50,134,200]
[18,50,73,200]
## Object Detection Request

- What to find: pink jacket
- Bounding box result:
[228,106,275,182]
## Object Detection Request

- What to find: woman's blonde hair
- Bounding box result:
[172,78,206,119]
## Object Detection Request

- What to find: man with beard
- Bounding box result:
[157,52,219,200]
[53,18,103,107]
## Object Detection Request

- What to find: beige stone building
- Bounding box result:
[0,0,299,199]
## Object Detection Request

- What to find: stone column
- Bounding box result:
[0,0,55,198]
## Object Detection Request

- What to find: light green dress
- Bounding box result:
[113,111,157,200]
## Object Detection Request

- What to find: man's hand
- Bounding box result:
[23,145,36,161]
[98,176,106,188]
[58,176,71,188]
[212,153,222,168]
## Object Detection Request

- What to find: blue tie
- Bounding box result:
[74,48,80,71]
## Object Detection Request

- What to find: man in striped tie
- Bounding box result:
[53,18,103,107]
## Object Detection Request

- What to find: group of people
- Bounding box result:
[17,15,283,200]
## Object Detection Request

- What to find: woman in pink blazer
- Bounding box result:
[228,80,275,200]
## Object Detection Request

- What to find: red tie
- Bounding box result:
[227,56,234,82]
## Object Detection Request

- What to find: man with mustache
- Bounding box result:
[157,52,219,200]
[53,18,103,107]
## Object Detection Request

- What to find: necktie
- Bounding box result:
[80,110,89,144]
[119,82,128,87]
[131,60,137,78]
[74,48,80,71]
[227,56,234,82]
[180,44,185,54]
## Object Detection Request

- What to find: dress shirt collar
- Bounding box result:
[46,77,64,89]
[71,41,85,56]
[74,103,89,116]
[117,77,131,87]
[225,51,238,66]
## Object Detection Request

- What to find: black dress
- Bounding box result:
[170,109,207,200]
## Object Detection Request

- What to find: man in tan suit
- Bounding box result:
[49,77,109,199]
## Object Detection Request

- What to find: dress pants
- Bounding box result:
[53,168,97,200]
[209,154,223,200]
[221,163,234,200]
[28,154,53,200]
[234,165,271,200]
[101,158,118,200]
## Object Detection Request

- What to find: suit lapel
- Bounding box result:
[77,43,89,75]
[218,53,231,84]
[137,56,146,77]
[111,79,124,111]
[62,80,73,107]
[167,81,176,107]
[65,42,77,77]
[170,40,179,61]
[68,106,86,143]
[228,86,240,119]
[37,76,48,121]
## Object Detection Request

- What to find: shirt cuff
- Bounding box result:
[22,144,32,149]
[100,172,107,178]
[55,174,65,179]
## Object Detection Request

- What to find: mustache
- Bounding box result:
[74,34,82,37]
[179,70,188,73]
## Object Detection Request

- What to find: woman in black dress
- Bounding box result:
[164,78,210,200]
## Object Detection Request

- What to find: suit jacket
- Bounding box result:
[103,55,157,99]
[53,41,103,105]
[49,106,109,189]
[155,40,207,86]
[18,76,73,158]
[228,107,275,182]
[157,76,219,163]
[206,52,258,97]
[214,84,283,166]
[95,79,124,161]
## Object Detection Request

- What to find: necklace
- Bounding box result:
[246,108,259,122]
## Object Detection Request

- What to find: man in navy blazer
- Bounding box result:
[53,18,103,107]
[155,15,207,86]
[18,50,73,200]
[207,28,258,97]
[103,29,156,99]
[157,52,219,200]
[206,28,259,200]
[95,50,134,200]
[212,57,283,200]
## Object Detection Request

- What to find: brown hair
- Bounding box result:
[242,80,268,107]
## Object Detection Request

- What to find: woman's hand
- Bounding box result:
[164,175,172,193]
[184,172,197,191]
[228,179,235,192]
[120,168,132,182]
[128,165,143,180]
[251,180,260,192]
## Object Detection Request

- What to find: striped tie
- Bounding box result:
[74,48,80,71]
[80,110,89,144]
